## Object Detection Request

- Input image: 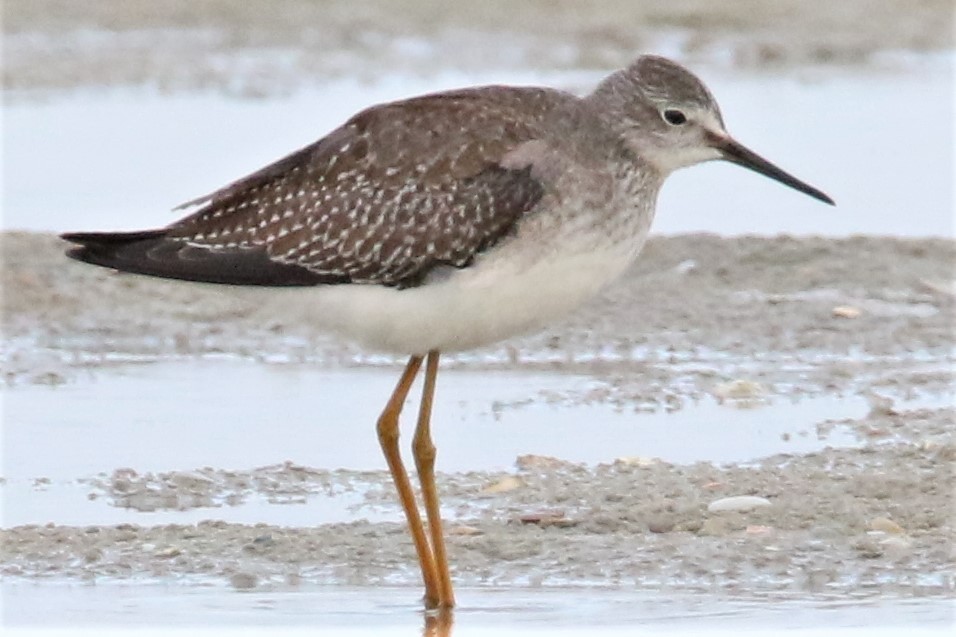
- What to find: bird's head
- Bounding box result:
[591,55,834,205]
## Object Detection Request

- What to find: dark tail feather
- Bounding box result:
[60,229,324,286]
[62,229,169,246]
[62,229,172,272]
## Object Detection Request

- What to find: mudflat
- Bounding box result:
[2,231,953,601]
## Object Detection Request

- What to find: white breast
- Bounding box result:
[269,236,640,355]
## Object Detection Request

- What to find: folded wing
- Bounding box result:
[65,88,554,288]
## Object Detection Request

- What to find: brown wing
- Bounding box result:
[162,87,556,288]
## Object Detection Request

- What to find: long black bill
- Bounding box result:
[714,135,835,205]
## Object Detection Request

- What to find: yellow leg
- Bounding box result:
[376,355,441,609]
[412,351,456,609]
[423,606,454,637]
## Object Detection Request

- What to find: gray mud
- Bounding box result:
[2,232,954,602]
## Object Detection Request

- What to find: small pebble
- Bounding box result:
[515,454,569,470]
[480,476,524,494]
[712,380,767,404]
[745,525,773,536]
[648,517,675,534]
[448,525,483,536]
[854,539,884,559]
[869,517,905,535]
[154,546,182,558]
[707,496,772,513]
[518,510,576,528]
[832,305,862,319]
[168,471,215,490]
[614,456,661,468]
[229,572,258,591]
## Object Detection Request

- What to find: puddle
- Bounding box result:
[1,360,949,528]
[4,66,953,238]
[2,582,953,634]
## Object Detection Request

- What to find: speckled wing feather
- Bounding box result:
[153,88,553,288]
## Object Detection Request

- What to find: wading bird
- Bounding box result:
[63,55,833,611]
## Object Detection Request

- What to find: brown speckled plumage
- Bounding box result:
[172,90,565,287]
[66,88,588,288]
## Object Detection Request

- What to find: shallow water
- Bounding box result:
[2,582,954,634]
[4,65,953,237]
[1,360,949,529]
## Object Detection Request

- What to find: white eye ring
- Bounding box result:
[662,109,687,126]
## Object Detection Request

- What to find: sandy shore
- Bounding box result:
[5,0,954,98]
[2,232,954,601]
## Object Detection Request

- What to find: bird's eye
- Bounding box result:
[663,109,687,126]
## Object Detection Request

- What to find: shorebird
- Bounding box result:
[62,55,833,611]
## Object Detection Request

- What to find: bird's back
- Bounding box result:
[64,84,603,290]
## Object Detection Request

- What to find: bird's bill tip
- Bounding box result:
[713,135,835,206]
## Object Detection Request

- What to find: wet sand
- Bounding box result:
[3,412,954,596]
[2,232,954,609]
[5,0,954,98]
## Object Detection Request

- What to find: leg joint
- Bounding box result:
[412,430,436,464]
[377,409,400,447]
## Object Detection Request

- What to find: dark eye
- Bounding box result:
[663,109,687,126]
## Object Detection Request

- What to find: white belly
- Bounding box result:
[270,242,638,354]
